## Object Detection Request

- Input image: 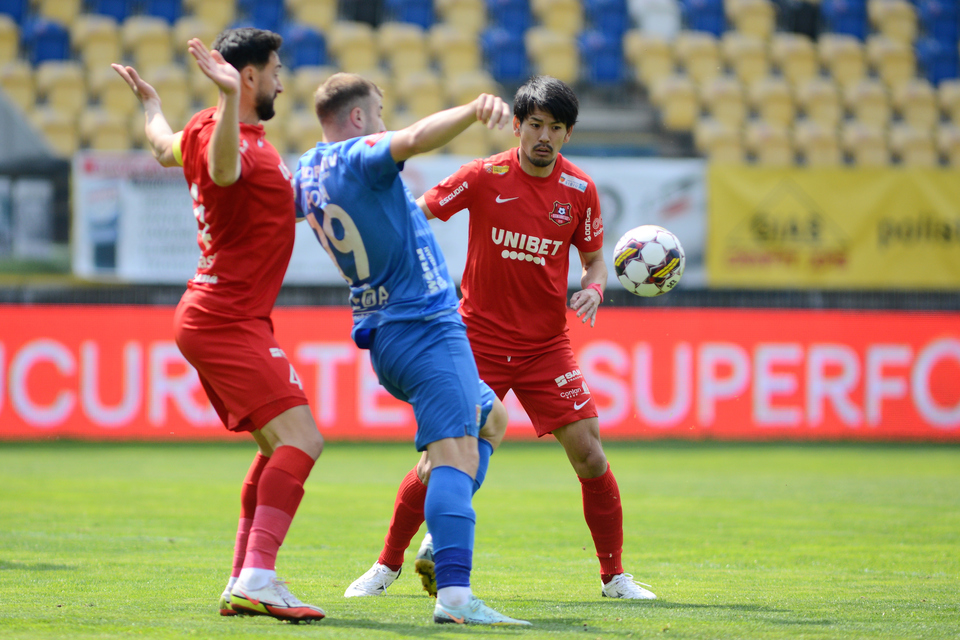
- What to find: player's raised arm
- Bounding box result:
[188,38,242,186]
[111,63,182,167]
[390,94,511,163]
[570,248,607,327]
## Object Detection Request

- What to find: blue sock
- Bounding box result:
[473,438,493,495]
[424,465,475,589]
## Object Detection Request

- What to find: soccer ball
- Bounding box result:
[613,225,685,297]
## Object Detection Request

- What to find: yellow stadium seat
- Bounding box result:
[261,115,288,153]
[532,0,583,37]
[293,65,340,111]
[379,22,430,83]
[36,0,82,25]
[796,77,842,128]
[866,35,915,91]
[71,14,121,73]
[183,0,235,33]
[727,0,776,41]
[173,16,220,51]
[700,75,746,128]
[287,0,338,32]
[844,78,891,129]
[674,31,721,84]
[357,66,397,122]
[749,76,795,127]
[89,66,138,119]
[445,69,500,107]
[122,16,173,74]
[0,61,34,113]
[445,121,490,155]
[794,120,842,166]
[430,24,482,78]
[436,0,487,36]
[329,21,378,73]
[771,33,819,88]
[652,74,699,131]
[842,121,890,165]
[486,117,518,152]
[890,122,937,165]
[624,30,674,88]
[144,64,190,130]
[745,121,794,165]
[31,107,79,157]
[80,107,132,150]
[818,34,866,90]
[396,70,445,118]
[35,60,86,119]
[938,78,960,124]
[694,117,745,162]
[525,27,579,85]
[285,109,325,155]
[937,123,960,165]
[868,0,917,44]
[187,61,221,109]
[721,32,769,87]
[0,14,18,65]
[893,78,938,132]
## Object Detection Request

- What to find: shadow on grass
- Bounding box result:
[0,560,76,571]
[319,618,533,634]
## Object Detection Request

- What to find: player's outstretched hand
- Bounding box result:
[188,38,240,95]
[111,64,161,107]
[569,288,602,328]
[474,93,511,130]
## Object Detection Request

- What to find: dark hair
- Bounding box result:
[513,75,579,129]
[314,72,382,124]
[211,28,283,71]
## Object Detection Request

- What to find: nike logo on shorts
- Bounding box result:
[495,195,519,203]
[574,399,590,410]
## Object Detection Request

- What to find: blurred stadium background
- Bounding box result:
[0,0,958,444]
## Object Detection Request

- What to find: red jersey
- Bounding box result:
[423,149,603,356]
[179,107,296,318]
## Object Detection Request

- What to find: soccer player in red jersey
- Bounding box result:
[113,29,326,622]
[345,76,657,601]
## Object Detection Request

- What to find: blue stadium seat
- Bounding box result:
[482,26,529,84]
[584,0,630,36]
[681,0,726,36]
[281,23,327,69]
[385,0,435,28]
[821,0,868,40]
[0,0,28,25]
[579,29,625,84]
[22,18,70,64]
[485,0,533,37]
[142,0,183,24]
[87,0,136,23]
[918,0,959,47]
[916,37,960,85]
[236,0,285,32]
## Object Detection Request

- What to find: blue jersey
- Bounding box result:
[294,131,459,346]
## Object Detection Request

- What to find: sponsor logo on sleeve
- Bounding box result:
[485,164,509,174]
[439,181,469,206]
[559,172,587,192]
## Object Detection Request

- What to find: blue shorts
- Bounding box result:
[370,314,494,451]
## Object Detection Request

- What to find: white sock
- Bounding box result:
[237,567,275,591]
[224,576,238,594]
[437,586,471,608]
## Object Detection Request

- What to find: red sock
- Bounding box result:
[579,463,624,578]
[243,446,315,571]
[377,466,427,570]
[231,452,270,578]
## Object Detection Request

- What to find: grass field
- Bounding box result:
[0,440,957,639]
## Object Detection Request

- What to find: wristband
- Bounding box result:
[588,283,604,303]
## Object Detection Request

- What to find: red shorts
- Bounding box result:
[474,340,598,437]
[173,301,308,433]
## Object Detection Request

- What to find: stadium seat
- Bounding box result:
[531,0,583,37]
[89,66,138,118]
[282,24,327,69]
[681,0,726,35]
[145,64,190,129]
[525,27,579,84]
[445,69,499,106]
[915,37,960,87]
[35,60,86,119]
[396,69,445,117]
[122,17,174,73]
[939,79,960,123]
[727,0,776,41]
[89,0,137,23]
[485,0,533,37]
[918,0,959,48]
[31,106,79,156]
[821,0,868,41]
[436,0,487,34]
[0,60,34,112]
[624,30,675,88]
[379,22,429,83]
[652,73,699,130]
[700,75,746,127]
[889,122,937,165]
[868,0,916,44]
[750,76,795,127]
[292,64,338,110]
[818,33,866,89]
[385,0,435,29]
[844,78,891,128]
[183,0,236,32]
[841,120,889,165]
[172,16,219,51]
[584,0,631,36]
[580,29,626,85]
[628,0,682,39]
[143,0,184,24]
[0,15,18,65]
[22,18,71,65]
[328,21,378,73]
[430,24,482,78]
[893,78,938,131]
[721,32,770,87]
[287,0,337,32]
[80,107,132,150]
[936,122,960,164]
[187,61,221,108]
[71,15,121,74]
[486,116,518,151]
[481,26,529,84]
[796,77,843,128]
[285,109,325,155]
[866,35,915,91]
[771,33,819,88]
[794,119,842,165]
[444,121,490,155]
[745,120,794,165]
[694,117,745,161]
[36,0,83,26]
[674,30,721,84]
[235,0,284,32]
[0,0,28,25]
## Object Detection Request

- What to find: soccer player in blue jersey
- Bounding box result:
[293,73,529,626]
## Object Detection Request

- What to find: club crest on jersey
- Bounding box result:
[484,163,510,174]
[549,201,573,226]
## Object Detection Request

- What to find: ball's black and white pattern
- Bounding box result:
[613,225,685,297]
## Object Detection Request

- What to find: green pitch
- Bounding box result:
[0,440,957,639]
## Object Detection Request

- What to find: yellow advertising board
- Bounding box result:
[707,165,960,289]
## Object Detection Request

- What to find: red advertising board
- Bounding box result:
[1,305,958,441]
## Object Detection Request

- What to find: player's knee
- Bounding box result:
[479,398,508,449]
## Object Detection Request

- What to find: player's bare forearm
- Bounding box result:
[207,91,241,186]
[391,94,510,163]
[111,63,180,167]
[570,249,606,327]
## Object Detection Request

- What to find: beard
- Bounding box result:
[526,145,555,167]
[255,90,277,121]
